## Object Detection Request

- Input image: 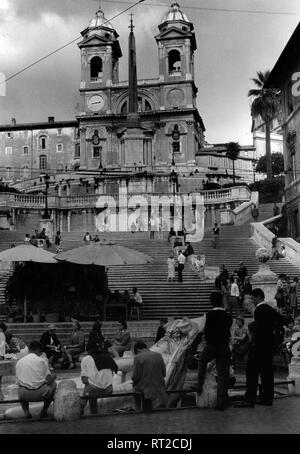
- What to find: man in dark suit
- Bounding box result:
[40,324,62,370]
[235,288,284,408]
[197,291,233,410]
[132,341,168,412]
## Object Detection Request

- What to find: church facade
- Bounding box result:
[0,3,206,191]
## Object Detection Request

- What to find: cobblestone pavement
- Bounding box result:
[0,396,299,434]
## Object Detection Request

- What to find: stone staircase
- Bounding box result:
[4,321,159,346]
[257,203,283,222]
[1,225,300,321]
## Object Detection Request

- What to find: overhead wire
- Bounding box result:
[0,0,146,87]
[102,0,300,16]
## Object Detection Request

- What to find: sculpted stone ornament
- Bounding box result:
[53,380,81,421]
[288,332,300,396]
[251,248,278,308]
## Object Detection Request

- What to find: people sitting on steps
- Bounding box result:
[62,320,85,370]
[40,324,63,371]
[112,320,132,357]
[80,340,118,415]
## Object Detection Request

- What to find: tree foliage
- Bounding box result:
[248,70,281,180]
[255,153,284,176]
[226,142,241,184]
[249,176,284,203]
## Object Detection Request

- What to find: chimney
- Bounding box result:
[11,118,16,126]
[48,116,55,123]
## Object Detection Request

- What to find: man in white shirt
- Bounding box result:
[16,341,57,419]
[132,287,142,305]
[229,276,240,318]
[177,250,186,282]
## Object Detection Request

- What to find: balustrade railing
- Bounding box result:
[0,186,251,210]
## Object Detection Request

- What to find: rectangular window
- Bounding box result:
[7,132,13,139]
[6,167,12,178]
[57,128,62,136]
[23,146,29,155]
[208,156,213,166]
[74,143,80,158]
[5,146,12,155]
[93,146,101,158]
[56,143,63,153]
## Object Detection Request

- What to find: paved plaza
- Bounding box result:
[0,397,299,434]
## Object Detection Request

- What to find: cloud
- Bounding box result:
[0,0,299,145]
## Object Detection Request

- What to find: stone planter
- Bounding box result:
[46,312,60,323]
[251,262,278,308]
[53,380,81,421]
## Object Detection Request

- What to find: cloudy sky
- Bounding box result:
[0,0,299,144]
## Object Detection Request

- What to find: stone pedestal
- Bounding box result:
[288,357,300,395]
[123,128,145,166]
[38,218,54,242]
[0,214,10,230]
[53,380,81,421]
[250,262,278,308]
[196,366,217,408]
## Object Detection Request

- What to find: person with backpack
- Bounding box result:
[235,288,285,408]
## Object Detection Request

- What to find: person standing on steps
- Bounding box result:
[273,202,280,217]
[177,250,186,283]
[54,231,62,253]
[229,276,240,318]
[167,252,176,282]
[251,204,259,221]
[235,288,285,408]
[212,223,220,248]
[197,291,233,410]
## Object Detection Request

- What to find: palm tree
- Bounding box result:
[226,142,241,184]
[248,70,281,180]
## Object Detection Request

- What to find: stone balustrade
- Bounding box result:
[0,186,252,211]
[251,215,300,269]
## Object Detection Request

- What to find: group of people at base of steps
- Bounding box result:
[105,287,143,320]
[24,228,52,250]
[215,263,252,319]
[8,316,170,418]
[83,232,100,245]
[275,274,299,317]
[167,227,196,283]
[24,230,62,253]
[196,288,287,410]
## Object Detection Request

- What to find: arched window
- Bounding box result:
[145,100,152,111]
[120,97,152,114]
[168,49,181,76]
[39,135,47,149]
[90,56,103,80]
[120,101,128,114]
[39,155,47,170]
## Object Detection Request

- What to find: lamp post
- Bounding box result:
[98,146,103,171]
[40,173,50,219]
[252,160,257,183]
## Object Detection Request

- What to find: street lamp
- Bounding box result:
[98,146,103,171]
[40,173,50,219]
[252,160,257,183]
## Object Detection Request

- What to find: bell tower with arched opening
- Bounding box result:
[78,8,122,113]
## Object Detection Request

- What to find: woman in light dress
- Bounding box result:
[167,252,176,282]
[0,323,6,360]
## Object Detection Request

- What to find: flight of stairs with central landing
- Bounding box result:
[1,223,300,319]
